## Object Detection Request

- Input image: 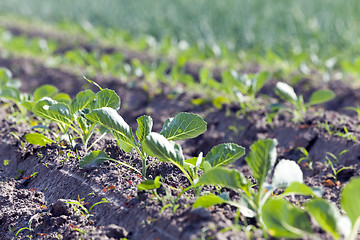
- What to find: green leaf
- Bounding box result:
[275,82,298,102]
[142,132,184,166]
[85,107,136,152]
[0,67,12,84]
[340,177,360,227]
[84,76,103,91]
[245,138,278,187]
[193,193,226,208]
[79,150,110,169]
[305,198,340,239]
[281,182,319,197]
[308,89,335,106]
[136,115,153,143]
[254,71,270,93]
[52,93,72,104]
[204,143,245,168]
[24,133,54,146]
[212,96,230,109]
[196,167,250,194]
[33,98,73,127]
[33,84,58,101]
[262,198,313,238]
[21,100,35,111]
[272,159,303,188]
[92,89,120,110]
[185,152,203,168]
[137,176,161,191]
[160,112,207,141]
[0,86,21,102]
[70,89,96,115]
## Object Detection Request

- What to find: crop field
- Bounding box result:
[1,2,360,240]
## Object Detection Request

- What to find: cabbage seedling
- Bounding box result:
[30,83,119,152]
[85,109,207,177]
[195,138,317,238]
[273,81,335,122]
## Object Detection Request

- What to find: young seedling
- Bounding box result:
[84,109,208,177]
[66,197,110,224]
[326,150,353,184]
[273,81,335,122]
[26,79,118,153]
[194,138,317,238]
[14,213,39,239]
[297,147,313,169]
[335,126,357,142]
[220,70,271,111]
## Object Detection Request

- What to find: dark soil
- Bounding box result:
[1,25,360,240]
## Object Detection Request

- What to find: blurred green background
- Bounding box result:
[0,0,359,59]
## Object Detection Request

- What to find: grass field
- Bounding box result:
[0,0,360,60]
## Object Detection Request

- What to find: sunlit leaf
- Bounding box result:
[70,89,95,114]
[204,143,245,168]
[305,198,341,239]
[33,97,73,127]
[245,138,277,187]
[137,176,161,191]
[160,112,207,141]
[275,82,298,102]
[79,150,110,169]
[24,133,54,146]
[262,198,313,238]
[340,177,360,228]
[85,107,136,152]
[308,89,335,106]
[33,84,58,101]
[193,193,226,208]
[142,132,184,166]
[91,89,120,110]
[196,167,250,195]
[136,115,153,143]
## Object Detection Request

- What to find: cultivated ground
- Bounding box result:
[1,17,360,240]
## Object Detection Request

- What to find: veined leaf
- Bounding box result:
[33,97,73,127]
[160,112,207,141]
[196,167,250,195]
[92,89,120,110]
[142,132,184,166]
[340,177,360,227]
[204,143,245,168]
[33,84,58,101]
[272,159,303,188]
[136,115,153,143]
[137,176,161,191]
[262,198,313,238]
[70,89,95,114]
[193,193,226,208]
[275,82,298,102]
[305,198,341,239]
[85,107,136,152]
[308,89,335,106]
[79,150,110,169]
[245,138,277,187]
[24,133,54,146]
